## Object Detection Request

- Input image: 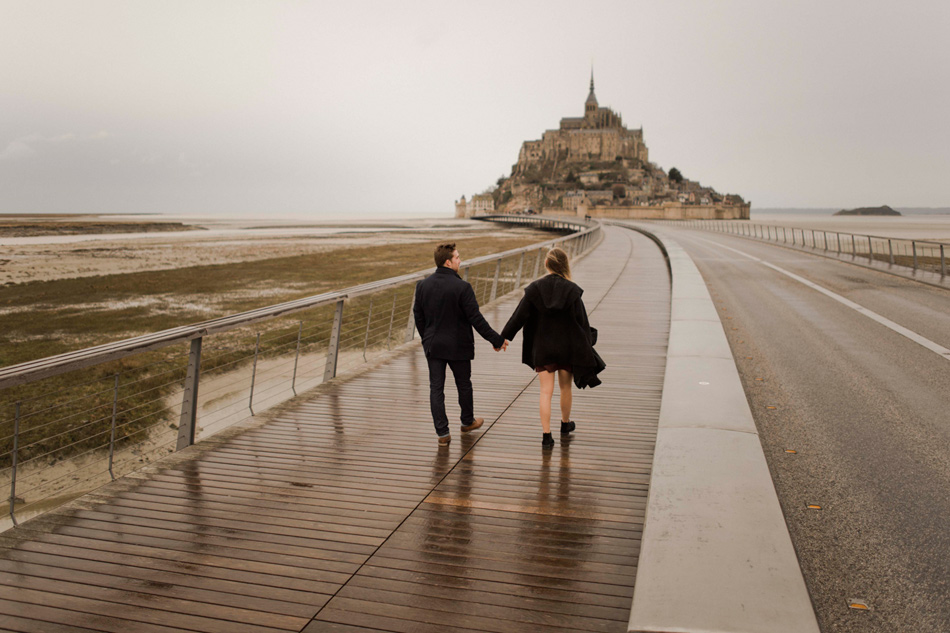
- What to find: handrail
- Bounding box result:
[669,218,948,280]
[0,218,598,389]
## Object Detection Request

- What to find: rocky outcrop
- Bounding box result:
[834,205,901,216]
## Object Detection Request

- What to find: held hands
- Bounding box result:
[493,339,510,352]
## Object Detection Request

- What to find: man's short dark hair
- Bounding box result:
[434,243,456,267]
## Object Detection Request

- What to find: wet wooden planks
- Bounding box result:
[0,225,669,633]
[305,226,670,633]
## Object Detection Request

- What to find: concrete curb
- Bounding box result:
[618,223,820,633]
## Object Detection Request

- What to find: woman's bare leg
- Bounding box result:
[557,369,573,423]
[538,371,555,434]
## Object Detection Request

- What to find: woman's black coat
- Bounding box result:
[501,274,605,388]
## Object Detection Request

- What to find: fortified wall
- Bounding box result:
[456,73,750,221]
[544,201,749,221]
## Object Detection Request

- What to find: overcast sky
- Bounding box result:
[1,1,948,219]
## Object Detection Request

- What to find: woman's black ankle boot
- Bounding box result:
[560,420,576,434]
[542,433,554,448]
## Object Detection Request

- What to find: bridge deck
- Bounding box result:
[0,225,670,633]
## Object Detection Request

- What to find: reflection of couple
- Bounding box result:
[413,242,604,449]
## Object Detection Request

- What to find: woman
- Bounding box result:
[501,247,601,447]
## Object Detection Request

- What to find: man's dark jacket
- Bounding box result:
[501,274,606,389]
[413,266,504,360]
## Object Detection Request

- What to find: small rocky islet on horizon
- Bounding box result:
[833,205,902,216]
[456,73,749,221]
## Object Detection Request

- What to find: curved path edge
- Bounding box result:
[615,222,821,633]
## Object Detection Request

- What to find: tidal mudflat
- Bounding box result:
[0,214,539,285]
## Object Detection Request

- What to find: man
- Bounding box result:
[413,243,508,446]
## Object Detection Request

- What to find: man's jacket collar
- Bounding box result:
[435,266,461,279]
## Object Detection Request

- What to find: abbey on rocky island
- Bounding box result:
[456,73,749,220]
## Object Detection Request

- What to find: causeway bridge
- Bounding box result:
[1,217,949,632]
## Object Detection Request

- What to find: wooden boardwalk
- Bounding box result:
[0,225,670,633]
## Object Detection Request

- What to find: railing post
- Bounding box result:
[248,332,261,415]
[515,251,525,288]
[404,286,417,343]
[108,374,119,481]
[177,336,202,450]
[837,232,842,254]
[940,245,946,277]
[9,402,20,527]
[792,229,796,246]
[534,248,543,279]
[823,232,829,251]
[462,267,468,282]
[324,299,345,381]
[851,234,856,258]
[489,259,501,302]
[385,293,398,348]
[362,300,373,361]
[888,240,894,266]
[783,227,787,243]
[912,241,918,271]
[292,321,302,395]
[867,236,874,263]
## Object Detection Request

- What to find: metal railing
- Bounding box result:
[0,217,601,529]
[674,219,948,278]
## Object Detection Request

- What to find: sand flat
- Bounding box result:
[0,216,528,285]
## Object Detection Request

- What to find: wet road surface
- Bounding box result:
[671,227,950,633]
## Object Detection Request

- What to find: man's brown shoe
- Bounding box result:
[438,434,451,446]
[461,418,484,433]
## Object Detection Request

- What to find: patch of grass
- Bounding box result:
[1,233,547,363]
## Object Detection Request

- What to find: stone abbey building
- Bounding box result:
[516,74,649,172]
[456,74,750,220]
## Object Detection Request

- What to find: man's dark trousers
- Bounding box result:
[426,357,474,438]
[414,265,504,438]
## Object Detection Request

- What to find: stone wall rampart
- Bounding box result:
[539,202,751,220]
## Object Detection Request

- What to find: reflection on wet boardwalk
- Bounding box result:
[0,226,669,633]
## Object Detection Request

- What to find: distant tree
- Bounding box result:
[612,184,626,199]
[669,167,684,184]
[496,175,507,187]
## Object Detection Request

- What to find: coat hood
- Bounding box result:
[526,274,583,311]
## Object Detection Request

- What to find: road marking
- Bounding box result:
[696,237,950,362]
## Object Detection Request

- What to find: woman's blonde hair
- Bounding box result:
[544,247,572,280]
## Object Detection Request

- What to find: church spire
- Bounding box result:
[585,67,598,120]
[586,68,598,103]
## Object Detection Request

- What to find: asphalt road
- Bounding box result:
[667,227,950,633]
